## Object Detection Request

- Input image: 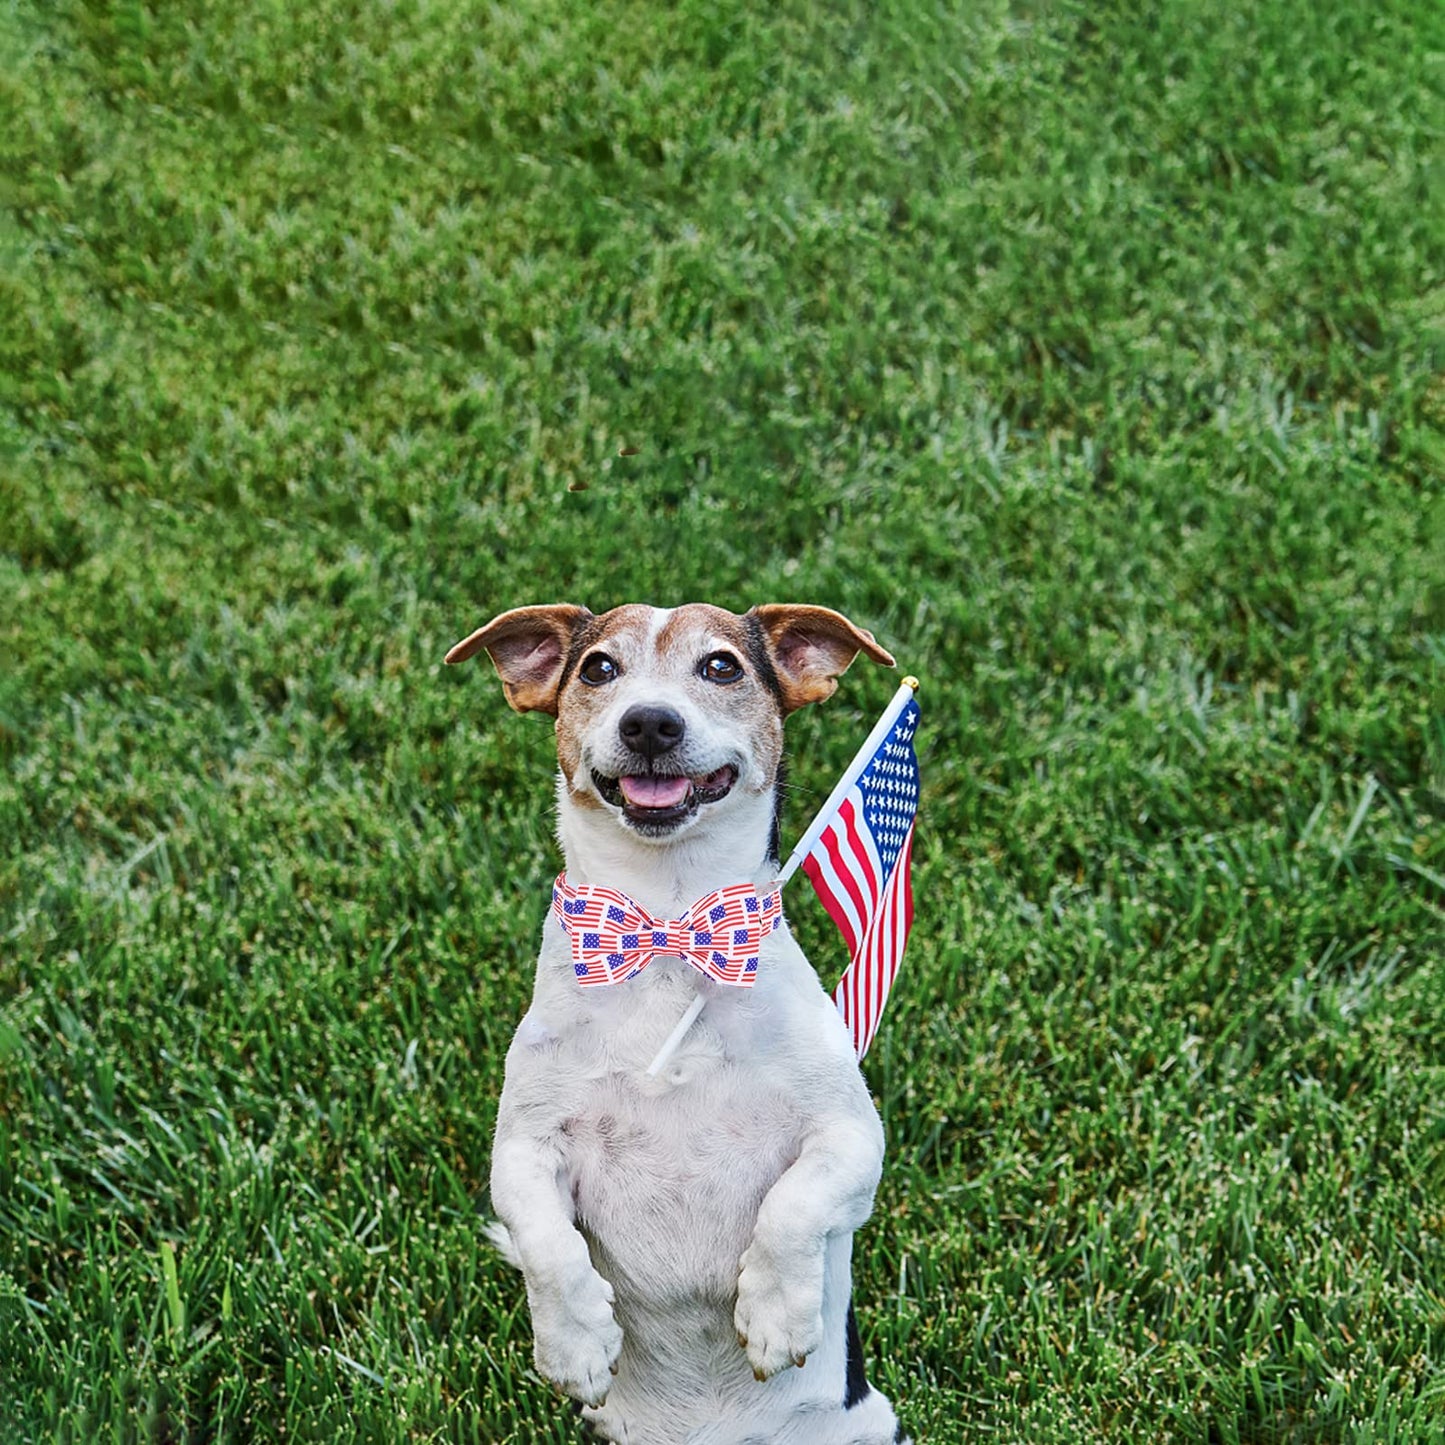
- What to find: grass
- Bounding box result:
[1,0,1443,1439]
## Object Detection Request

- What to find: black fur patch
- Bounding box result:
[843,1299,871,1409]
[557,613,609,694]
[743,611,787,707]
[767,755,786,865]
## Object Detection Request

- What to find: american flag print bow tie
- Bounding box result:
[551,873,784,987]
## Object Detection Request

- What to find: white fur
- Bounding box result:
[487,607,907,1443]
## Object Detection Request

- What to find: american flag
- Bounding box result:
[802,695,920,1058]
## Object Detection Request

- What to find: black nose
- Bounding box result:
[618,704,686,760]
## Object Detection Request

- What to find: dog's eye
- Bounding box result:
[579,653,620,686]
[699,652,743,684]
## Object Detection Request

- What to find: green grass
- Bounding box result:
[2,0,1443,1439]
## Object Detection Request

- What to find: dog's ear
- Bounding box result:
[747,604,895,712]
[445,604,593,715]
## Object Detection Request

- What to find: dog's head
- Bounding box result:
[446,603,894,845]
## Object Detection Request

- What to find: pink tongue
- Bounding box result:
[619,775,691,809]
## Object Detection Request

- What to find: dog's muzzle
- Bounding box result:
[591,763,738,832]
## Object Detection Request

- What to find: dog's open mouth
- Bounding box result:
[592,765,738,830]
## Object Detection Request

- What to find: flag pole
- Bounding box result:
[645,674,918,1079]
[644,994,708,1077]
[774,675,920,887]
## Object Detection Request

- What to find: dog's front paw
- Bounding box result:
[531,1267,624,1407]
[733,1239,824,1381]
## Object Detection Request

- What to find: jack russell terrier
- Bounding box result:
[446,602,910,1445]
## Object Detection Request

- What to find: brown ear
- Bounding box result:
[445,604,593,715]
[748,604,895,712]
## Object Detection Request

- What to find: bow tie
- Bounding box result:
[551,873,783,987]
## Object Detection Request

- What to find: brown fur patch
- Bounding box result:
[653,604,751,656]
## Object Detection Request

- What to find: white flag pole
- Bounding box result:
[644,994,708,1078]
[644,674,919,1078]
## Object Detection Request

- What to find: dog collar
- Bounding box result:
[551,873,783,987]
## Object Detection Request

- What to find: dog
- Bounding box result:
[447,602,909,1445]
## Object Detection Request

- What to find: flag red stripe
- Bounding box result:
[833,823,915,1057]
[842,795,882,1055]
[819,800,871,944]
[806,800,870,954]
[839,798,881,908]
[802,850,861,957]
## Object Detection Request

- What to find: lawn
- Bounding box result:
[2,0,1443,1440]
